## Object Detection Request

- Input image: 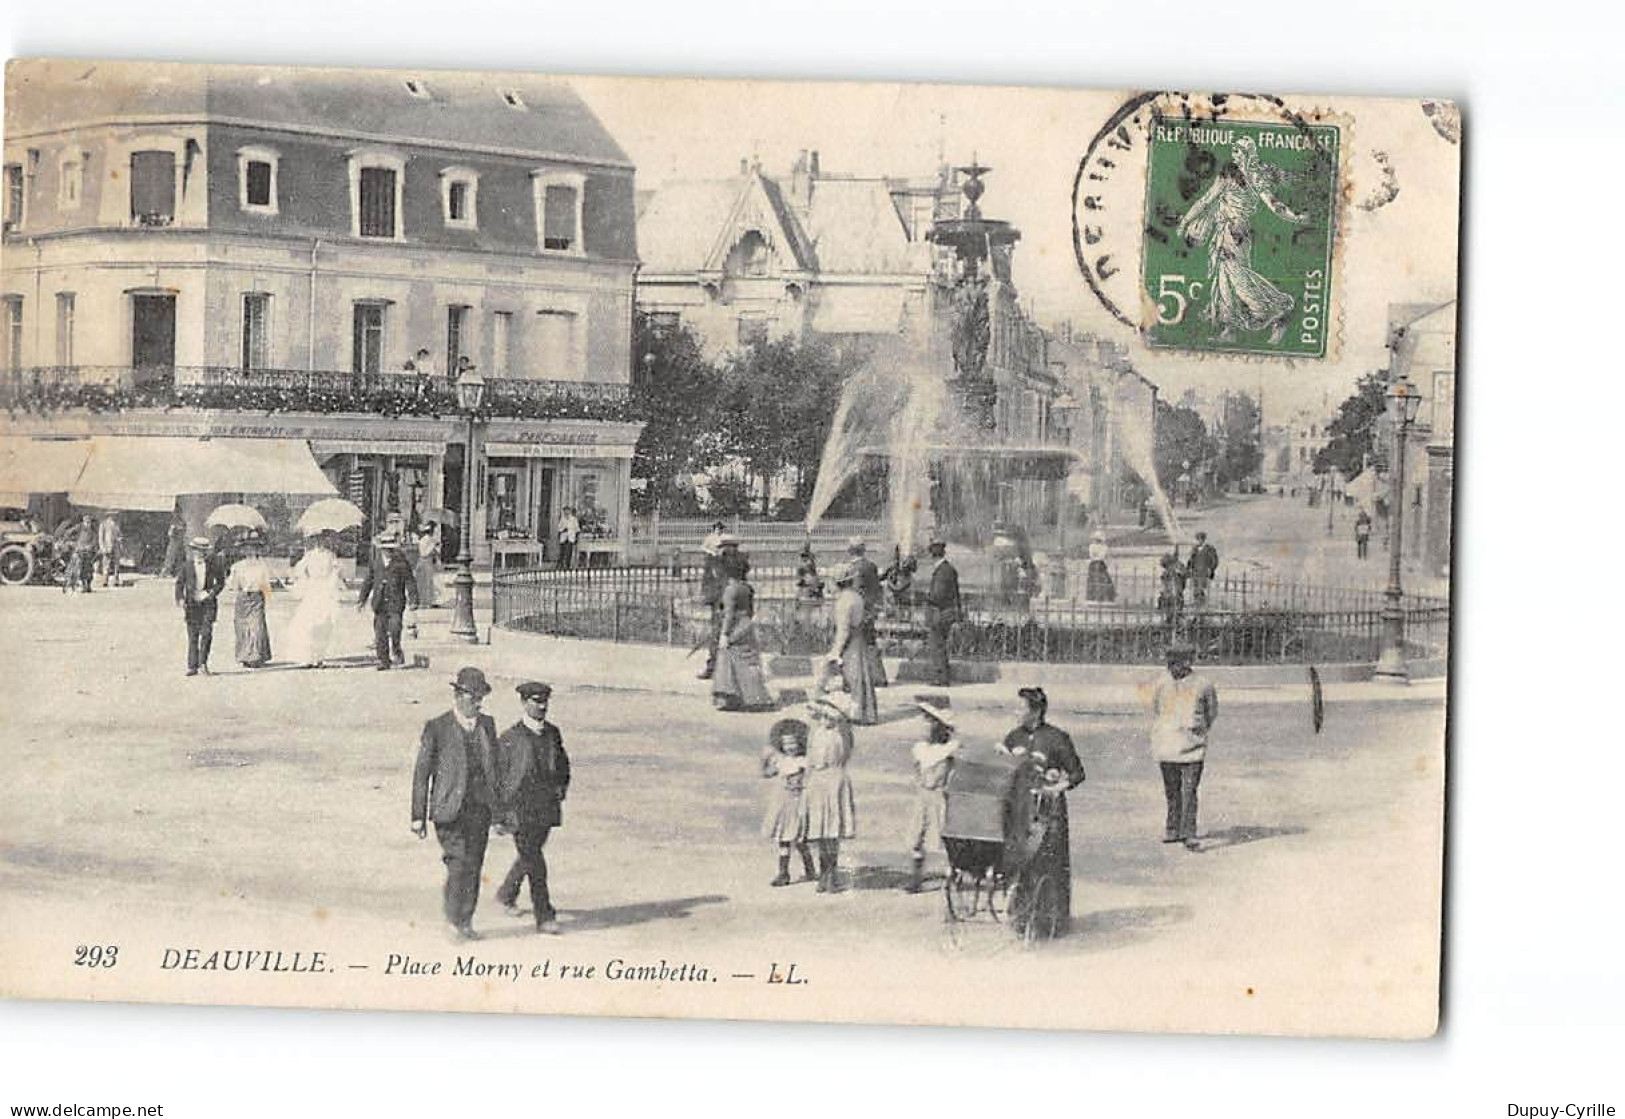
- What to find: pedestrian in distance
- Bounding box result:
[175,536,225,676]
[226,531,274,668]
[905,698,960,894]
[1150,643,1220,851]
[1188,531,1219,607]
[494,681,570,935]
[412,667,500,942]
[357,532,419,670]
[1355,508,1373,559]
[287,530,343,668]
[846,536,889,688]
[922,536,962,688]
[712,551,774,711]
[556,505,580,571]
[696,532,737,681]
[825,562,880,725]
[72,513,96,593]
[96,512,122,588]
[760,717,817,887]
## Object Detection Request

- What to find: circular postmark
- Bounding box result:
[1072,92,1346,360]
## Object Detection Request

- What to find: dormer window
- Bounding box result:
[347,150,405,240]
[439,166,479,230]
[403,79,431,100]
[236,145,279,215]
[531,170,585,254]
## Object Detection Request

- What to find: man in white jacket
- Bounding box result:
[1150,643,1219,851]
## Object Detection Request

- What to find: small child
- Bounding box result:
[761,718,817,887]
[906,699,960,894]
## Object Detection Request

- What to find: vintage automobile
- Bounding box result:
[0,509,61,586]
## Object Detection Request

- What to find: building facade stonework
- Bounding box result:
[2,60,643,567]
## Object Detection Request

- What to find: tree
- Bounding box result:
[1153,399,1214,492]
[1314,371,1388,479]
[629,314,726,513]
[714,335,863,517]
[1214,391,1263,487]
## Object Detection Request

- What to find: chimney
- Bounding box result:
[790,149,811,207]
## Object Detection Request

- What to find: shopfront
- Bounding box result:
[478,420,640,570]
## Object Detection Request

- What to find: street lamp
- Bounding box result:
[449,366,488,644]
[1373,375,1423,681]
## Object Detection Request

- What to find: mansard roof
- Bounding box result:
[6,58,632,169]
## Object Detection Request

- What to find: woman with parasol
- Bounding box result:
[226,531,275,668]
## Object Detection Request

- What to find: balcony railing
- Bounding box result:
[2,365,638,423]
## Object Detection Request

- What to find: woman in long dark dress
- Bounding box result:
[711,554,774,711]
[1085,530,1116,603]
[1001,687,1085,937]
[227,533,274,668]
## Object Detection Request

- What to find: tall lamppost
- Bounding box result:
[449,366,488,644]
[1374,375,1423,681]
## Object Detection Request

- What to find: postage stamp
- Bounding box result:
[1141,117,1340,358]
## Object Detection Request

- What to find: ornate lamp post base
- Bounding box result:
[1372,592,1409,682]
[449,564,479,644]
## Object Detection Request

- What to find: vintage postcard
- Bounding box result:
[0,59,1458,1038]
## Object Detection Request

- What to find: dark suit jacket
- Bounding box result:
[359,551,419,615]
[853,556,883,616]
[411,711,499,825]
[174,555,225,609]
[1189,544,1219,578]
[496,720,571,830]
[925,558,963,623]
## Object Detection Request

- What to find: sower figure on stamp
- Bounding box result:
[1151,643,1219,852]
[175,536,225,676]
[495,681,571,935]
[412,667,499,942]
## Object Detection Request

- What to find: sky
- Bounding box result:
[569,75,1463,425]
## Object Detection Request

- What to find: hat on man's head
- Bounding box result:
[451,666,492,697]
[1018,686,1048,708]
[516,681,552,702]
[1195,531,1208,541]
[188,536,212,550]
[927,534,947,553]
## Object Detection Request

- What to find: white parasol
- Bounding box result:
[295,498,365,535]
[204,503,268,531]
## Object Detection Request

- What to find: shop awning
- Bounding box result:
[0,436,94,505]
[68,436,339,511]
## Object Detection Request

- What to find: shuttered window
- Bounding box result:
[244,161,273,208]
[359,166,396,238]
[242,294,270,371]
[130,150,176,224]
[352,303,385,374]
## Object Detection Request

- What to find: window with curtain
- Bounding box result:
[446,305,469,374]
[4,165,23,228]
[2,297,21,370]
[130,150,176,225]
[55,293,75,367]
[352,303,386,374]
[242,293,271,371]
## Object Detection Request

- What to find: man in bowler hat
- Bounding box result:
[412,667,499,940]
[495,681,571,934]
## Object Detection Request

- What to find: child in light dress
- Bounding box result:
[906,699,960,893]
[760,718,817,887]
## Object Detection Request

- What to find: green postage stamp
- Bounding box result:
[1142,117,1340,358]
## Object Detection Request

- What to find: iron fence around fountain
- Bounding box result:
[493,565,1449,667]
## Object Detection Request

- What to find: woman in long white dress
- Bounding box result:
[287,533,344,668]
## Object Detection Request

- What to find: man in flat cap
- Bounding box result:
[494,681,571,934]
[411,667,499,941]
[175,536,225,676]
[1150,643,1219,851]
